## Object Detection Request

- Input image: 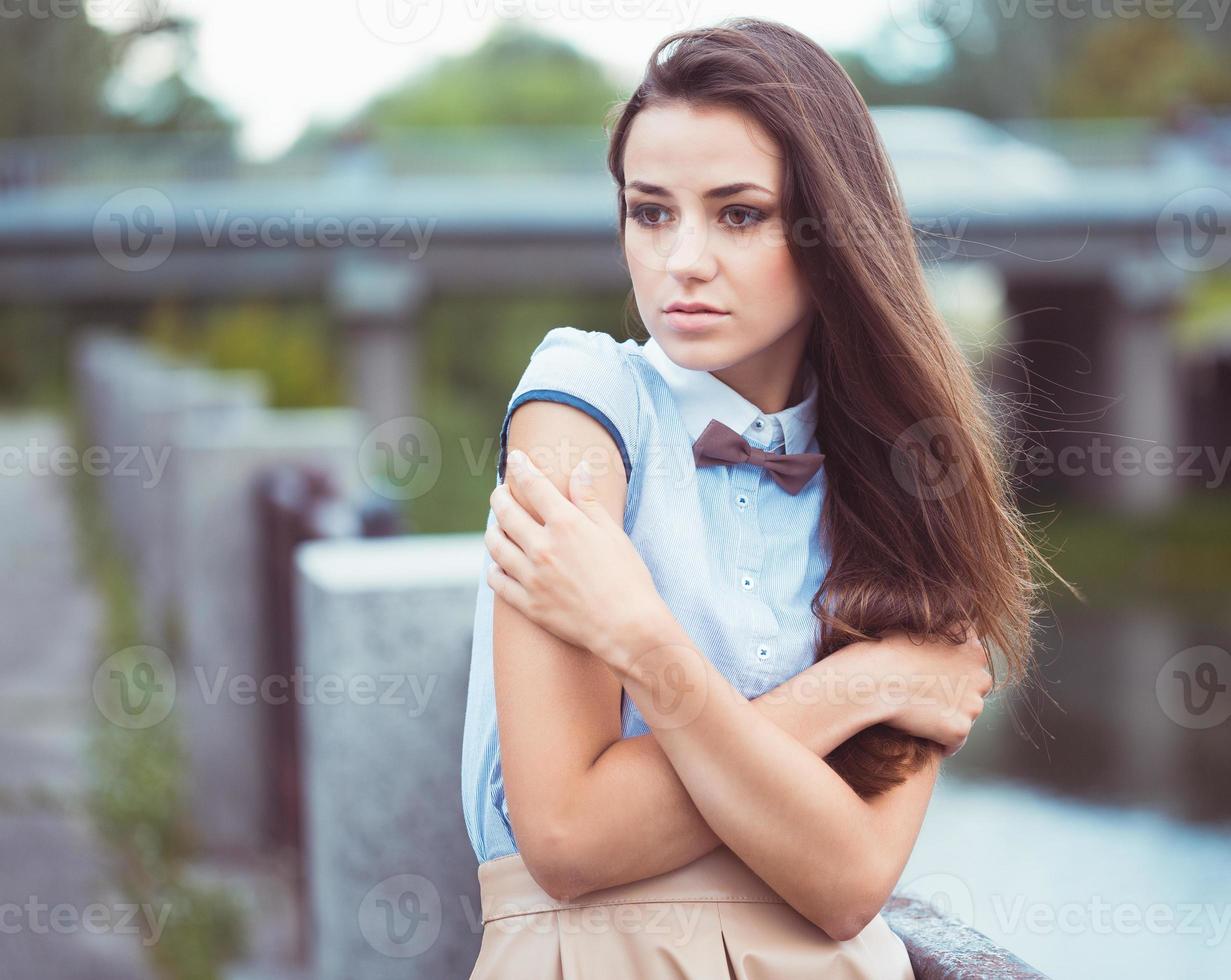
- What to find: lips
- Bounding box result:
[665,302,726,314]
[663,308,728,332]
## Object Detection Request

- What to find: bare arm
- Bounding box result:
[556,642,890,895]
[492,400,957,937]
[594,614,947,941]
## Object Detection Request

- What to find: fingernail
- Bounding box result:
[508,449,525,471]
[575,460,592,485]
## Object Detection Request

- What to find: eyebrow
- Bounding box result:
[624,180,774,199]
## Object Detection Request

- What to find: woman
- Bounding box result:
[461,16,1068,977]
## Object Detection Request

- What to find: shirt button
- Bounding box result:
[756,644,770,660]
[735,493,749,509]
[740,575,754,591]
[753,418,765,430]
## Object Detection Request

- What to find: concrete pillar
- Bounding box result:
[170,407,365,856]
[295,533,483,979]
[328,253,429,434]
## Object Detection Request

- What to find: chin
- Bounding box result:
[657,333,732,372]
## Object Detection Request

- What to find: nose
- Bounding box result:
[663,207,717,281]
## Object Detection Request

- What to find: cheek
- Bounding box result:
[726,232,809,315]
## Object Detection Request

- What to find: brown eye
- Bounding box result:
[722,206,766,229]
[629,204,671,227]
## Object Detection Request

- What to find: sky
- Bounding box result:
[91,0,900,160]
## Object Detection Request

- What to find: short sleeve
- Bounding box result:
[497,326,639,486]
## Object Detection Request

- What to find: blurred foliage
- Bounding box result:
[1043,494,1231,615]
[287,19,621,154]
[135,290,638,533]
[66,409,247,980]
[1044,19,1231,118]
[1175,271,1231,351]
[846,2,1231,121]
[141,298,346,408]
[0,306,71,408]
[408,290,637,532]
[0,6,234,142]
[0,6,118,137]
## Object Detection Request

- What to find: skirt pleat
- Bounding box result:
[468,846,915,979]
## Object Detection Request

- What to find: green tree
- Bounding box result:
[0,7,119,137]
[1045,18,1231,118]
[0,8,235,141]
[287,17,621,157]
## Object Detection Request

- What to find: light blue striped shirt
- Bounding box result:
[461,326,828,864]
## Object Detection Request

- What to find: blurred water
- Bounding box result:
[902,602,1231,978]
[904,776,1231,979]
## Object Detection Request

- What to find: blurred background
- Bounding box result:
[1,2,1229,979]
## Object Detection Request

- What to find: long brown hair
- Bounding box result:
[604,17,1078,798]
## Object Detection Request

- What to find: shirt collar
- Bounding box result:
[641,334,820,455]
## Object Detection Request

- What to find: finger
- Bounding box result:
[484,521,533,586]
[490,482,548,555]
[506,450,575,524]
[486,559,530,611]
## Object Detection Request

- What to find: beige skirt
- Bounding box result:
[468,844,915,979]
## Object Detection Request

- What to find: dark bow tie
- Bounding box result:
[692,419,825,494]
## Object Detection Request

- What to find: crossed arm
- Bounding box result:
[493,400,941,940]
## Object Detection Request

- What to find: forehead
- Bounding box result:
[622,102,782,192]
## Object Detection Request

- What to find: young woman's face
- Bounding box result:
[621,100,815,407]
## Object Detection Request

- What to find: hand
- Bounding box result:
[858,626,994,758]
[485,449,669,671]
